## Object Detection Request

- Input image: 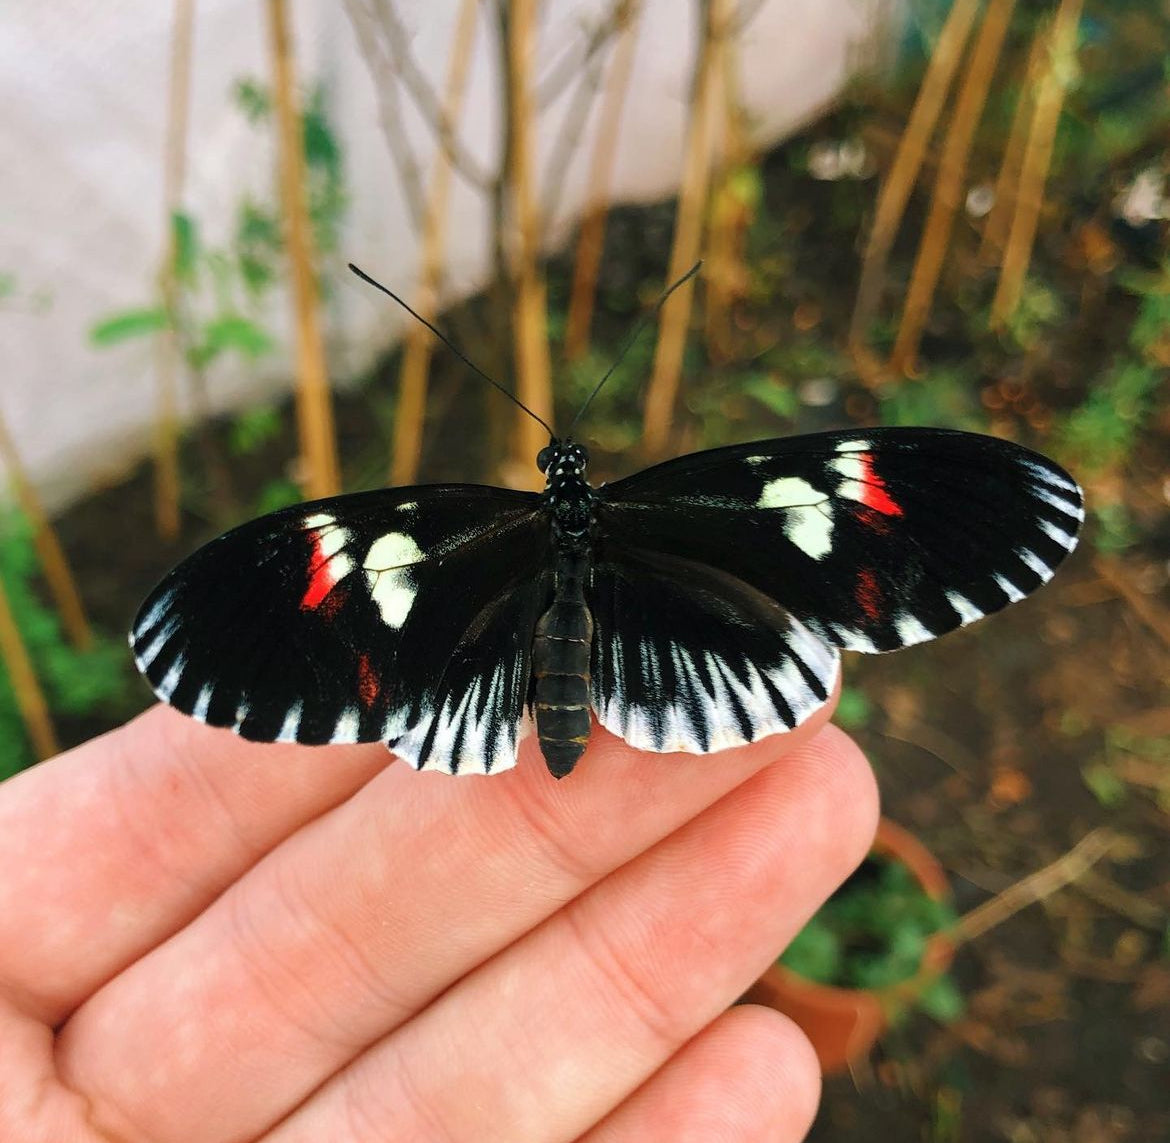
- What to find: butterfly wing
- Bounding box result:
[589,545,840,752]
[130,485,550,773]
[597,427,1083,653]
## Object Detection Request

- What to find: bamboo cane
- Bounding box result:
[990,0,1084,328]
[389,0,479,487]
[154,0,195,540]
[505,0,555,477]
[267,0,341,500]
[564,0,641,363]
[890,0,1017,374]
[978,24,1048,266]
[849,0,981,350]
[642,0,725,458]
[0,411,92,650]
[0,573,59,762]
[703,4,750,364]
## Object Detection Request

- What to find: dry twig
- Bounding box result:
[952,828,1117,946]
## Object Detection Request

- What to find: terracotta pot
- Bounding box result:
[740,817,954,1075]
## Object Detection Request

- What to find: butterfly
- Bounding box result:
[130,420,1083,779]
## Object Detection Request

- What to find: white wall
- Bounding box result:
[0,0,898,508]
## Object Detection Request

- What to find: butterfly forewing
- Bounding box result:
[598,428,1083,654]
[131,485,549,771]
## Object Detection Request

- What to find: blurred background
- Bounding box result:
[1,1,1168,1138]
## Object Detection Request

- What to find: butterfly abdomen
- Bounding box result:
[532,551,593,778]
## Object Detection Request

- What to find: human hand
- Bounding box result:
[0,698,876,1143]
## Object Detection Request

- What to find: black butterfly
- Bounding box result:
[131,419,1083,778]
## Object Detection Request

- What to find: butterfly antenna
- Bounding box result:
[568,261,702,435]
[348,263,555,438]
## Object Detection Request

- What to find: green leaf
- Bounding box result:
[1082,762,1128,807]
[917,975,965,1023]
[89,307,170,346]
[203,315,274,359]
[171,210,199,282]
[235,77,270,123]
[741,374,797,418]
[835,685,872,729]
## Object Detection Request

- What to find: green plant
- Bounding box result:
[780,854,963,1023]
[0,512,130,779]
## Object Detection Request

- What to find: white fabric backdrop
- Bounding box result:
[0,0,897,508]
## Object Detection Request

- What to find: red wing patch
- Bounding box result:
[855,453,904,517]
[299,517,354,611]
[357,652,380,708]
[855,566,882,622]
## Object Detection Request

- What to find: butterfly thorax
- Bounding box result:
[540,438,595,549]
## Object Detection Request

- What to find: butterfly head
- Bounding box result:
[537,438,589,478]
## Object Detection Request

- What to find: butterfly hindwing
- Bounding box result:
[589,545,840,753]
[131,485,549,771]
[598,427,1083,653]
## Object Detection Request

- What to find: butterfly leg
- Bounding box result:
[532,550,593,778]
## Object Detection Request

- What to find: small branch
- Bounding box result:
[890,0,1017,374]
[952,828,1117,946]
[990,0,1085,328]
[343,0,427,229]
[1094,554,1170,650]
[268,0,341,500]
[362,0,493,190]
[535,0,634,109]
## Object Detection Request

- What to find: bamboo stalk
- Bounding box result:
[990,0,1084,328]
[703,3,750,363]
[0,573,59,762]
[563,0,641,363]
[849,0,981,349]
[267,0,341,500]
[154,0,196,540]
[642,0,725,458]
[978,24,1048,265]
[505,0,555,477]
[389,0,479,487]
[890,0,1017,374]
[0,412,92,650]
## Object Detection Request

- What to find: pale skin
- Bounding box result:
[0,688,878,1143]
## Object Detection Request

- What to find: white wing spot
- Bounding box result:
[994,574,1025,603]
[894,614,934,645]
[304,511,336,529]
[945,591,983,625]
[364,532,425,629]
[332,706,361,743]
[192,683,213,721]
[836,438,871,452]
[758,475,823,509]
[156,655,186,701]
[275,701,303,743]
[1018,548,1052,581]
[1038,519,1077,550]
